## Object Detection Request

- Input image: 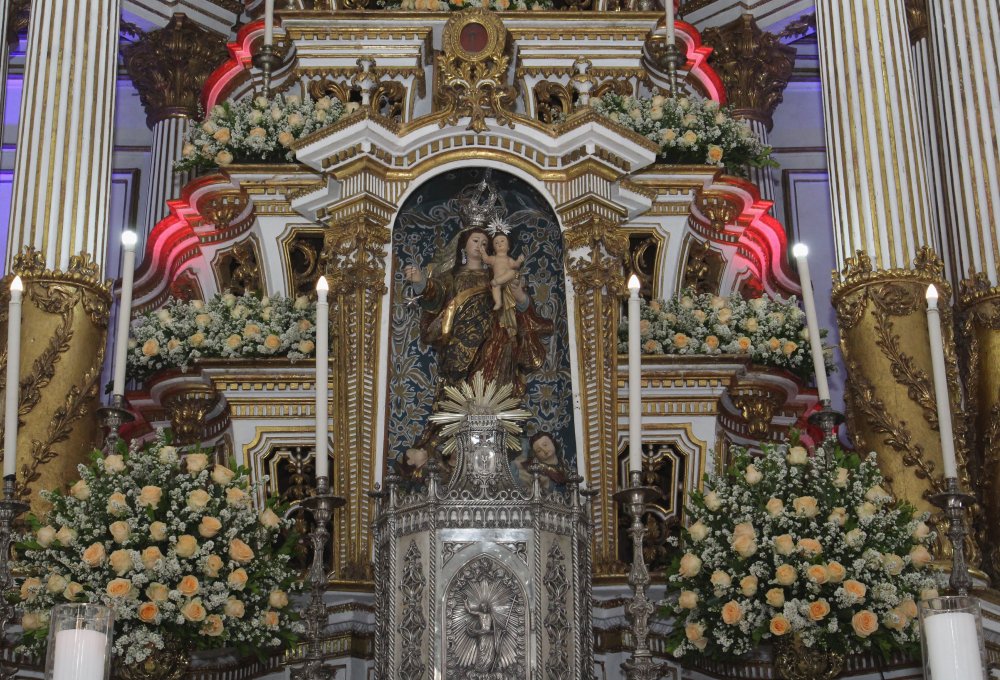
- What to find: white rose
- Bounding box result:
[158,446,178,465]
[104,454,126,473]
[786,446,808,465]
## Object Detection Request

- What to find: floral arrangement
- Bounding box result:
[618,290,833,381]
[175,94,344,172]
[127,293,317,382]
[665,438,940,660]
[593,93,775,174]
[381,0,552,10]
[15,433,302,664]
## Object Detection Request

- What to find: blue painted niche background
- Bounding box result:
[385,168,576,469]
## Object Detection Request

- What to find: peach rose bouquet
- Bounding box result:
[665,437,940,660]
[14,432,301,665]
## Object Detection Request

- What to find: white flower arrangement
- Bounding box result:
[593,93,775,175]
[381,0,552,10]
[15,432,303,664]
[666,438,940,660]
[618,290,833,382]
[127,292,317,382]
[175,94,345,172]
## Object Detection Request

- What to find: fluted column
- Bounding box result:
[702,14,794,202]
[923,0,1000,580]
[2,0,118,509]
[122,13,228,244]
[818,0,977,567]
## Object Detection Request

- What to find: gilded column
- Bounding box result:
[817,0,976,564]
[320,194,392,583]
[2,0,119,509]
[701,14,794,202]
[122,14,228,243]
[923,0,1000,579]
[560,200,628,576]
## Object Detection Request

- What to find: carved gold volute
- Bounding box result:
[702,14,795,130]
[905,0,929,43]
[121,13,229,127]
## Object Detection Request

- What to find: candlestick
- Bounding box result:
[3,276,23,479]
[315,277,329,480]
[792,243,830,402]
[665,0,676,47]
[925,284,958,479]
[264,0,275,46]
[112,231,137,399]
[627,275,642,473]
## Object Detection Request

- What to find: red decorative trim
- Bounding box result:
[203,21,265,112]
[678,21,726,105]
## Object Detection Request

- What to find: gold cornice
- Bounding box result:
[832,246,948,304]
[8,247,111,298]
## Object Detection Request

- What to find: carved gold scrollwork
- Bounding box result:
[682,238,724,294]
[287,231,325,297]
[696,192,740,232]
[591,79,631,101]
[436,9,517,133]
[732,389,779,440]
[308,79,357,105]
[212,238,264,296]
[164,388,222,446]
[534,82,573,124]
[372,81,406,121]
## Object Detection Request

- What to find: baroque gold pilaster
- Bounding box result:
[320,195,392,583]
[832,248,979,566]
[0,247,111,515]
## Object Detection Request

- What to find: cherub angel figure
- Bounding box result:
[480,233,525,311]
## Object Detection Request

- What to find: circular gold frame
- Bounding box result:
[441,8,507,63]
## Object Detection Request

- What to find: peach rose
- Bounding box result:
[710,570,732,591]
[707,145,724,163]
[189,332,206,348]
[921,588,940,601]
[109,521,130,544]
[262,610,280,628]
[141,546,163,570]
[703,490,721,511]
[798,538,823,556]
[865,485,890,502]
[36,526,56,547]
[181,600,207,623]
[678,553,702,578]
[212,465,235,485]
[186,453,209,474]
[82,542,107,567]
[678,590,698,609]
[204,554,223,578]
[770,614,791,636]
[228,568,249,590]
[744,464,762,485]
[109,549,134,575]
[765,588,785,608]
[199,516,222,538]
[225,597,245,618]
[740,575,758,596]
[46,574,68,595]
[107,578,133,598]
[229,538,255,564]
[851,610,879,637]
[782,340,798,356]
[912,521,931,540]
[705,335,720,350]
[673,333,690,349]
[833,467,850,487]
[827,507,847,526]
[20,577,41,601]
[721,600,743,625]
[765,498,784,516]
[857,501,877,519]
[175,534,199,558]
[843,579,867,600]
[775,564,797,586]
[768,337,781,351]
[684,622,706,642]
[21,611,47,631]
[55,526,77,545]
[793,496,819,518]
[773,534,795,556]
[63,582,84,601]
[786,446,808,465]
[909,545,932,568]
[298,340,316,354]
[138,485,162,508]
[883,608,908,631]
[150,521,168,542]
[845,528,865,547]
[226,487,249,506]
[806,564,829,585]
[202,614,224,636]
[882,553,904,576]
[178,575,200,597]
[142,339,160,357]
[899,598,918,619]
[688,521,709,542]
[104,454,126,473]
[188,489,211,511]
[269,590,289,609]
[737,336,752,352]
[215,151,233,166]
[107,492,128,515]
[259,508,281,529]
[808,599,831,621]
[732,533,758,558]
[827,561,847,583]
[146,583,169,602]
[264,334,282,351]
[138,602,159,623]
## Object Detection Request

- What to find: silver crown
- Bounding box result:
[456,171,507,230]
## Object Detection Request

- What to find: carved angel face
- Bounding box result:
[531,435,557,464]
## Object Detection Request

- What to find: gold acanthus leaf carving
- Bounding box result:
[833,246,946,302]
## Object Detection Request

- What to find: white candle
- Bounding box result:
[926,285,958,479]
[924,612,985,680]
[264,0,275,46]
[665,0,676,47]
[3,276,23,479]
[627,274,642,473]
[792,244,830,402]
[111,231,137,400]
[51,629,108,680]
[315,276,329,480]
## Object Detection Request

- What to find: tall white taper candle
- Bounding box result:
[627,274,642,473]
[665,0,676,47]
[925,285,958,479]
[792,244,830,402]
[315,276,329,480]
[264,0,275,46]
[112,231,138,400]
[4,276,23,479]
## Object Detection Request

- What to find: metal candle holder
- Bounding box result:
[614,469,667,680]
[661,42,681,96]
[929,476,976,595]
[0,477,28,677]
[290,474,345,680]
[808,398,845,452]
[253,44,283,98]
[95,394,134,454]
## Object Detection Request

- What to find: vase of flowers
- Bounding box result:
[126,292,317,382]
[594,93,775,176]
[665,438,940,678]
[15,433,303,673]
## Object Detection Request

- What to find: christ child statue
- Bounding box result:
[480,233,525,311]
